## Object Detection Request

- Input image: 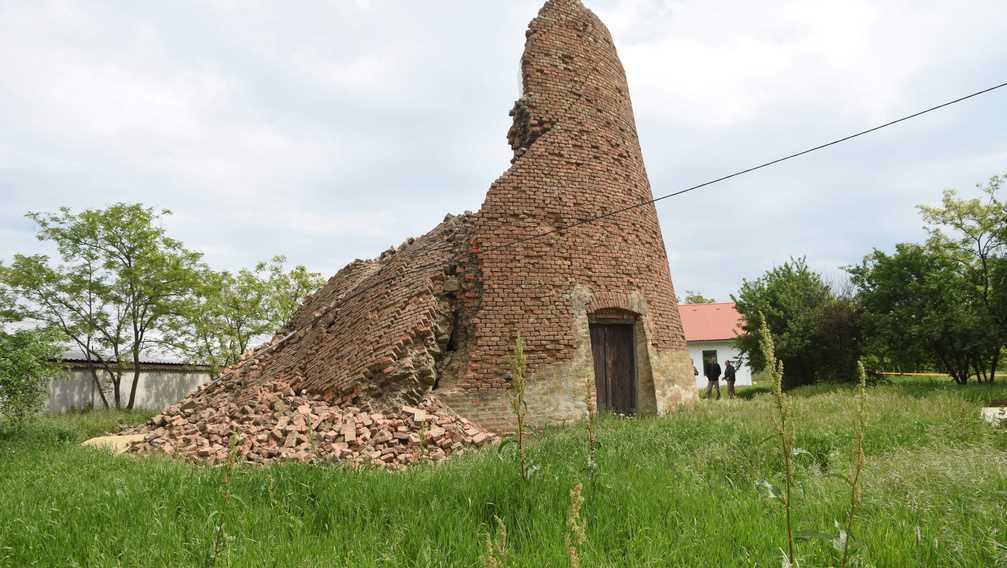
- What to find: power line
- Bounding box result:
[196,80,1007,393]
[650,81,1007,205]
[341,80,1007,308]
[535,80,1007,237]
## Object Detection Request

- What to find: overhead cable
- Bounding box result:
[195,79,1007,394]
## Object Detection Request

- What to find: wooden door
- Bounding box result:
[589,323,636,415]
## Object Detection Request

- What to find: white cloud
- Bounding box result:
[0,0,340,199]
[602,0,1007,128]
[288,43,417,99]
[0,0,1005,305]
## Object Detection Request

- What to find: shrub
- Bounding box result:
[0,327,66,430]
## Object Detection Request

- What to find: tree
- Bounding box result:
[166,267,268,376]
[916,173,1007,383]
[813,287,864,385]
[732,257,862,387]
[848,243,992,384]
[848,173,1007,385]
[682,290,716,304]
[0,204,202,409]
[164,256,325,375]
[254,256,327,332]
[0,280,67,429]
[0,327,67,430]
[0,272,21,323]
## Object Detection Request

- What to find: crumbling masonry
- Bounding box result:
[127,0,698,465]
[257,0,699,428]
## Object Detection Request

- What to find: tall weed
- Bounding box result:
[211,427,243,567]
[839,362,869,566]
[564,483,585,568]
[755,317,799,565]
[501,332,538,481]
[582,377,600,485]
[479,516,507,568]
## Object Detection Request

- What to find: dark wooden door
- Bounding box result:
[589,323,636,415]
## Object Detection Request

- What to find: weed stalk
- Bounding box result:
[306,414,317,453]
[840,362,869,567]
[479,515,507,568]
[267,474,277,506]
[507,332,529,481]
[583,377,598,484]
[418,421,427,461]
[759,317,797,565]
[212,426,241,567]
[564,483,586,568]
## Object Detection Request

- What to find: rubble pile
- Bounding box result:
[125,379,495,468]
[117,0,699,446]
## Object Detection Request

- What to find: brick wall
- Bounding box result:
[210,0,699,431]
[225,214,474,410]
[438,0,698,428]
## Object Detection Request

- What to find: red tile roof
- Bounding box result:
[677,302,745,342]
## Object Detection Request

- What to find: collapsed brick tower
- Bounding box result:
[436,0,698,428]
[170,0,698,437]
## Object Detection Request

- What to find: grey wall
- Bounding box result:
[47,366,211,412]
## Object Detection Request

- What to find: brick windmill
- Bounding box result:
[181,0,699,433]
[436,0,699,428]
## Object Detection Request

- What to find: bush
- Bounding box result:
[0,327,66,430]
[733,256,864,387]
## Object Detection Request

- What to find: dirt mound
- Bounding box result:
[124,378,496,469]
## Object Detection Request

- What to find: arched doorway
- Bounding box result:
[589,309,638,415]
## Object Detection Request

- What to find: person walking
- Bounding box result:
[723,359,737,399]
[704,355,722,400]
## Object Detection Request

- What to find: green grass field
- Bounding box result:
[1,379,1005,567]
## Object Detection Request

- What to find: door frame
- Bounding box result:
[588,310,639,415]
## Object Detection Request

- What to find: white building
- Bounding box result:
[678,302,752,387]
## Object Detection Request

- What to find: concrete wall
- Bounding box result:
[688,341,752,387]
[47,366,211,412]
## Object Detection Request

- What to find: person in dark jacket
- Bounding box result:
[704,355,722,400]
[723,359,737,399]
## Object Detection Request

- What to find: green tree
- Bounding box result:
[813,287,864,385]
[849,173,1007,384]
[0,272,21,323]
[682,290,716,304]
[254,256,326,332]
[0,280,67,429]
[167,267,267,376]
[0,204,202,409]
[733,257,861,387]
[848,243,990,384]
[165,256,324,375]
[916,173,1007,382]
[0,327,67,430]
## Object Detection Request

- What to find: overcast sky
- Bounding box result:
[2,0,1005,304]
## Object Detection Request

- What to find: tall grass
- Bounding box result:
[0,378,1005,567]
